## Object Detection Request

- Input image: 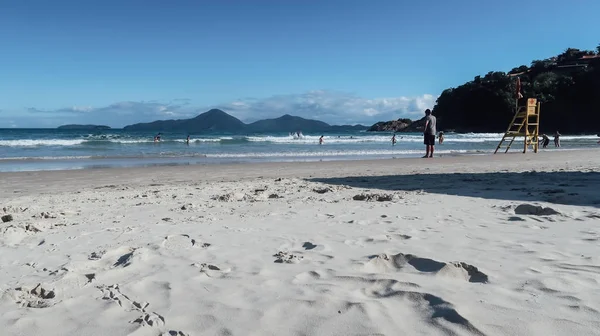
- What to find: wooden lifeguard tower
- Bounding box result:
[494,78,541,154]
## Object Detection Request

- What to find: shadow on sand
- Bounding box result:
[307,171,600,208]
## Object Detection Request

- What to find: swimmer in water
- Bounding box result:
[319,135,324,145]
[391,134,397,146]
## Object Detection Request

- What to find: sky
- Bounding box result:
[0,0,598,128]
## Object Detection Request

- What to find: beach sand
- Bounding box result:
[1,150,600,335]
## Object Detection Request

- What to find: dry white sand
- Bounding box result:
[1,150,600,336]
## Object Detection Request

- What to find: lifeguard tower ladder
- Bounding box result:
[494,98,541,154]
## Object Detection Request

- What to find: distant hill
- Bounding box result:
[123,109,368,133]
[57,124,111,130]
[247,114,330,133]
[123,109,246,132]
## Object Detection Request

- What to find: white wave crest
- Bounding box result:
[0,139,86,147]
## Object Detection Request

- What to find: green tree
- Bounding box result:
[557,48,584,63]
[509,65,529,74]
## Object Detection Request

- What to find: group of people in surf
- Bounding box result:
[153,133,192,145]
[538,132,561,148]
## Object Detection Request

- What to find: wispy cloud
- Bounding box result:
[21,101,198,127]
[1,91,436,128]
[217,90,435,125]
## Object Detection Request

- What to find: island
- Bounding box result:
[57,124,111,130]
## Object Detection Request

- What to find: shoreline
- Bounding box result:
[2,148,598,199]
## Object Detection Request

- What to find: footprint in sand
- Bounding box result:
[98,284,166,328]
[191,263,230,278]
[162,331,190,336]
[312,187,332,194]
[162,234,210,251]
[88,250,106,261]
[12,284,56,308]
[130,312,165,327]
[345,234,411,247]
[362,253,488,283]
[278,241,334,264]
[362,282,485,335]
[273,251,303,264]
[352,193,400,202]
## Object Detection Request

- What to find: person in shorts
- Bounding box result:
[554,131,561,147]
[423,109,436,158]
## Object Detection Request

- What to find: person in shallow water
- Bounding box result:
[554,131,561,147]
[438,131,444,145]
[186,135,190,145]
[391,134,397,146]
[319,135,324,145]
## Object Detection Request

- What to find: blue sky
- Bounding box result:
[0,0,598,127]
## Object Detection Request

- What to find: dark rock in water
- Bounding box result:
[1,214,13,222]
[515,204,561,216]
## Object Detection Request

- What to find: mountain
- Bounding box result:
[123,109,368,133]
[432,46,600,133]
[57,124,111,130]
[247,114,330,132]
[123,109,246,132]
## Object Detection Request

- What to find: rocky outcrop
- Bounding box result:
[367,117,428,133]
[367,119,411,132]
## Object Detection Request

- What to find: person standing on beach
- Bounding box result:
[423,109,436,158]
[554,131,561,147]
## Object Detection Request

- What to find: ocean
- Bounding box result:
[0,129,598,172]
